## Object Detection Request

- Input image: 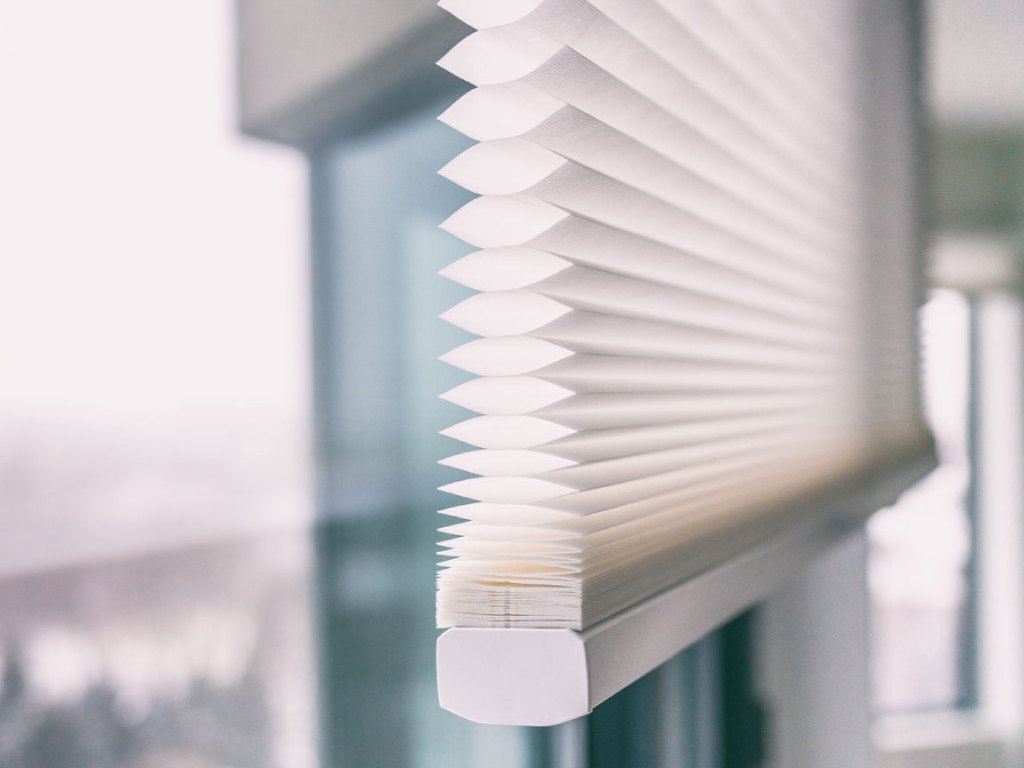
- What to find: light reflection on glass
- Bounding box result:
[870,290,972,711]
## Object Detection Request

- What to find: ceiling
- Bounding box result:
[930,0,1024,126]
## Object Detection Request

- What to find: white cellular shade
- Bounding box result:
[435,0,928,631]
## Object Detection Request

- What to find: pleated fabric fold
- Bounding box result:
[435,0,925,630]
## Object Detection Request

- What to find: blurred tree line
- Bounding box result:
[0,641,274,768]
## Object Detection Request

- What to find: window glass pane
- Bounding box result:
[869,290,972,711]
[310,100,541,768]
[309,98,720,768]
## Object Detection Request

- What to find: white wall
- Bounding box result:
[236,0,460,145]
[757,531,873,768]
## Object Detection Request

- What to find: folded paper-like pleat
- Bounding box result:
[440,248,570,291]
[440,139,566,195]
[441,194,567,248]
[438,26,563,85]
[441,449,577,476]
[440,336,571,376]
[442,376,574,414]
[442,291,571,337]
[438,0,545,29]
[439,502,576,525]
[440,475,576,504]
[441,415,576,449]
[443,279,833,342]
[439,82,564,141]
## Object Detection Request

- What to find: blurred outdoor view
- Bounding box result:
[0,1,315,766]
[0,0,309,565]
[869,292,971,712]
